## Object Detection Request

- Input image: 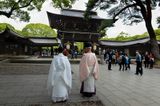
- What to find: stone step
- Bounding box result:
[2,58,101,64]
[2,101,103,106]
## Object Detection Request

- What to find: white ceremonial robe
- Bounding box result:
[47,53,72,102]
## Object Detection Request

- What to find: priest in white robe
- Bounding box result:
[47,46,72,102]
[79,42,99,97]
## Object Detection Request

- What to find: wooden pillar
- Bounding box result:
[51,46,53,56]
[24,45,28,55]
[39,46,42,56]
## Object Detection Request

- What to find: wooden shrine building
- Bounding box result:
[47,9,113,51]
[0,28,31,55]
[0,28,59,56]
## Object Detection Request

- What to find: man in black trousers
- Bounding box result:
[135,51,143,76]
[105,50,113,70]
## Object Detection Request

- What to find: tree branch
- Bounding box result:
[0,11,10,18]
[113,3,137,22]
[134,0,147,20]
[9,0,22,16]
[18,0,33,9]
[0,0,21,17]
[1,0,33,18]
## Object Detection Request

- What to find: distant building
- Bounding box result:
[0,28,59,56]
[99,37,160,56]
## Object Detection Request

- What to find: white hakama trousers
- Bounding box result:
[52,76,68,102]
[83,74,95,92]
[80,67,96,97]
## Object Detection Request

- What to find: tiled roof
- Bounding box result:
[99,37,160,46]
[29,38,59,45]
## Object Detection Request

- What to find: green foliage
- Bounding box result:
[84,0,99,20]
[22,23,57,37]
[99,29,107,37]
[75,42,83,52]
[0,23,15,32]
[0,23,57,38]
[100,29,160,41]
[86,0,159,25]
[98,19,114,32]
[155,28,160,40]
[0,0,74,22]
[157,17,160,28]
[0,0,46,22]
[52,0,75,8]
[0,23,28,38]
[14,29,26,37]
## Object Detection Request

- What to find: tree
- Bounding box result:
[52,0,75,8]
[22,23,57,37]
[0,23,15,31]
[85,0,160,59]
[0,0,75,22]
[157,17,160,28]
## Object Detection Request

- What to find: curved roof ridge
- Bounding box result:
[100,37,150,42]
[99,37,152,46]
[1,27,25,39]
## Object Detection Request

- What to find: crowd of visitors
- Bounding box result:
[103,49,155,76]
[144,51,155,69]
[104,49,131,71]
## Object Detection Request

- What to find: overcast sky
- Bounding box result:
[0,0,159,37]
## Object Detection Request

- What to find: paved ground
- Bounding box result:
[96,64,160,106]
[0,63,101,106]
[0,61,160,106]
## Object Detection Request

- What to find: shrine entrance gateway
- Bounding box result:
[47,9,113,52]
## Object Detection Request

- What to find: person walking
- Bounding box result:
[105,50,113,70]
[79,42,99,97]
[119,52,125,71]
[149,52,154,69]
[135,51,143,76]
[144,51,150,68]
[47,46,72,103]
[125,54,131,70]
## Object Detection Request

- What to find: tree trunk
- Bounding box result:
[145,20,160,60]
[140,0,160,60]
